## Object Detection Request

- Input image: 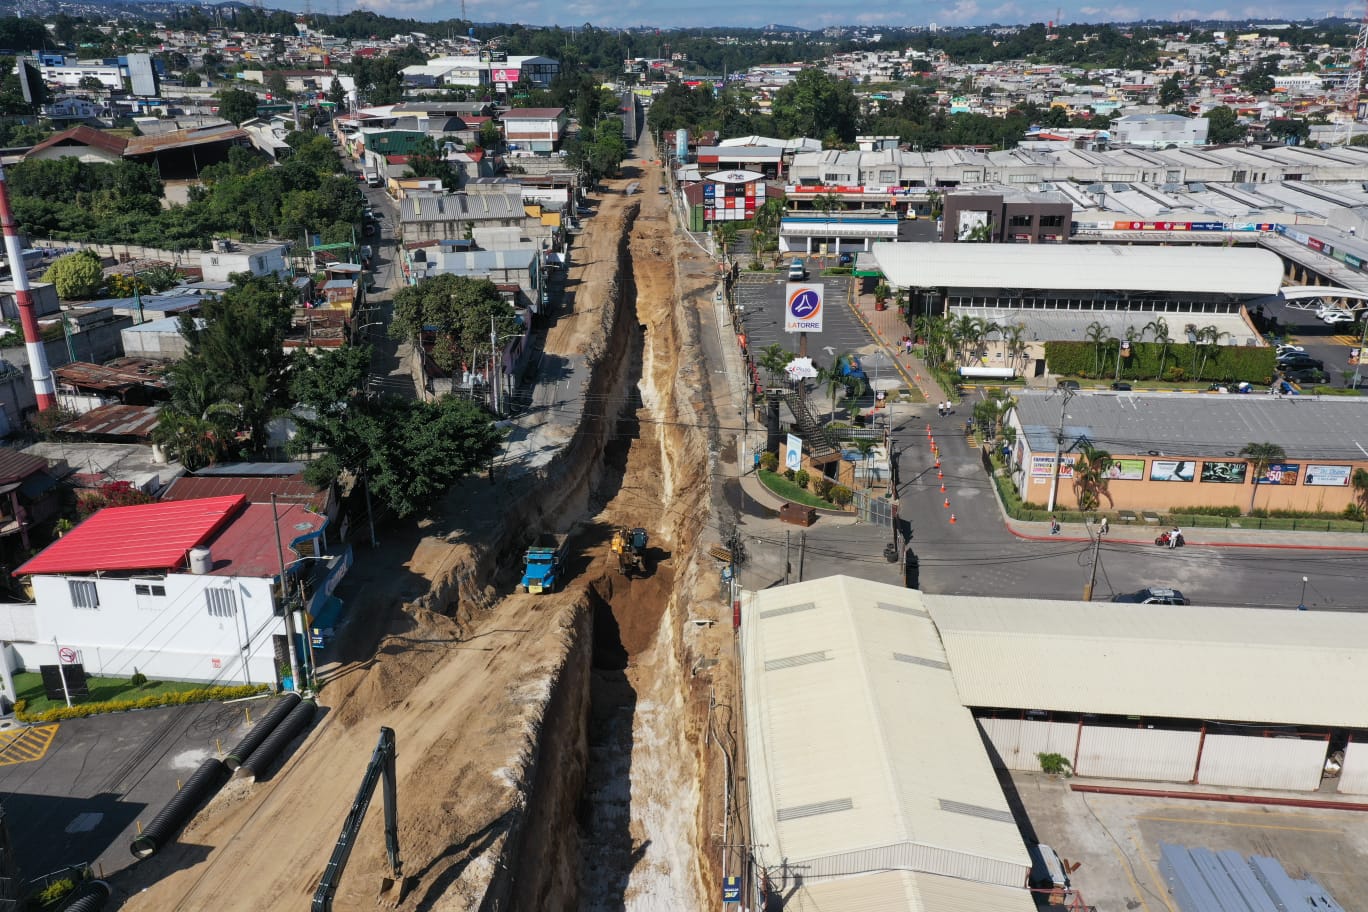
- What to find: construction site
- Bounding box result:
[108,142,740,910]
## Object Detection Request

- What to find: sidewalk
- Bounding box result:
[1005,514,1368,551]
[736,470,859,525]
[842,284,945,404]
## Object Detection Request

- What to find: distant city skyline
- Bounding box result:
[265,0,1360,32]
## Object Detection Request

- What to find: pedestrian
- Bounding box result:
[1099,516,1109,536]
[1168,525,1181,549]
[1050,515,1060,535]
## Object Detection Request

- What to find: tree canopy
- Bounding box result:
[391,274,522,373]
[216,87,260,125]
[770,69,861,145]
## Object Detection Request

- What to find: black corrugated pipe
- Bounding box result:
[238,698,317,782]
[60,879,111,912]
[224,692,301,771]
[129,758,229,859]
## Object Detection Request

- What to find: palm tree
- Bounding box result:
[1144,317,1173,381]
[1240,441,1287,514]
[1116,326,1142,380]
[1003,322,1028,374]
[1353,467,1368,514]
[714,221,739,264]
[1085,320,1108,377]
[952,314,977,365]
[817,355,852,421]
[853,438,877,489]
[758,343,793,388]
[1071,441,1115,512]
[153,369,240,470]
[813,192,845,220]
[1196,325,1227,381]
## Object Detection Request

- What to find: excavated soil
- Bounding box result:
[111,146,728,911]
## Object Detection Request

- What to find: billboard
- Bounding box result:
[491,67,521,84]
[785,433,803,471]
[1106,459,1145,480]
[1304,464,1351,486]
[1149,460,1195,482]
[1255,463,1300,485]
[1200,461,1248,484]
[127,52,159,97]
[784,283,824,333]
[956,209,989,240]
[1030,454,1075,478]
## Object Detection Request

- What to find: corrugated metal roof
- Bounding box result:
[0,450,52,485]
[742,576,1033,907]
[57,404,161,439]
[16,495,245,576]
[161,474,327,512]
[925,596,1368,727]
[871,242,1284,296]
[785,869,1035,912]
[124,124,246,156]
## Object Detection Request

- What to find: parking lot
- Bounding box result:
[735,272,870,364]
[1008,770,1368,911]
[0,699,260,881]
[1256,294,1366,389]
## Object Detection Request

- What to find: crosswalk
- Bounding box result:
[1330,334,1364,347]
[0,723,58,766]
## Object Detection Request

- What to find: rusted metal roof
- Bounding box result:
[25,125,128,158]
[161,474,329,513]
[124,124,247,156]
[54,359,169,393]
[57,404,162,439]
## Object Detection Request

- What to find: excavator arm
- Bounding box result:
[311,726,401,912]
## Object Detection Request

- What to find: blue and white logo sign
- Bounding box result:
[784,282,824,333]
[722,876,742,902]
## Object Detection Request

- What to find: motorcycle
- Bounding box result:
[1154,530,1185,548]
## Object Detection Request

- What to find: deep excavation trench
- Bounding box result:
[109,168,723,912]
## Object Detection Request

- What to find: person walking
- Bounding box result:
[1099,516,1109,536]
[1050,515,1060,535]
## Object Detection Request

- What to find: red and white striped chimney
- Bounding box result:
[0,163,55,411]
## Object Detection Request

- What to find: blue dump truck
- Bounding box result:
[838,354,868,383]
[521,533,570,594]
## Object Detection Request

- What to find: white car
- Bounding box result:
[1275,344,1305,355]
[1322,309,1358,324]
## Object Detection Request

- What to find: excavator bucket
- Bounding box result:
[378,874,407,908]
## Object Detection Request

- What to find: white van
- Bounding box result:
[788,258,807,280]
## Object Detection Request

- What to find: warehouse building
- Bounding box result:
[1008,392,1368,514]
[740,576,1368,911]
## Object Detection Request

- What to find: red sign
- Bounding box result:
[58,647,77,664]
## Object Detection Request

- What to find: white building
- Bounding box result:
[38,63,122,90]
[401,55,558,90]
[4,494,344,687]
[1112,113,1210,148]
[500,108,567,154]
[200,241,290,283]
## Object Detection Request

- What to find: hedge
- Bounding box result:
[1044,340,1276,383]
[16,683,270,723]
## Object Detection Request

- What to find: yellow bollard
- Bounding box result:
[176,778,182,791]
[245,706,251,725]
[136,820,142,834]
[216,738,222,757]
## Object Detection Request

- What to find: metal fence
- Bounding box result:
[853,489,895,527]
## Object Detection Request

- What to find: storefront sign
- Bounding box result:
[1030,454,1075,477]
[1106,459,1145,480]
[1304,464,1351,486]
[784,283,824,333]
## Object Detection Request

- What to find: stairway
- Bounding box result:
[782,390,841,464]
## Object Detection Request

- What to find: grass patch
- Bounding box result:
[14,671,205,714]
[758,469,837,509]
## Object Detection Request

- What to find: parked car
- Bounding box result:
[1274,344,1305,356]
[1110,381,1132,391]
[1278,355,1324,372]
[1283,367,1329,385]
[1113,587,1190,605]
[838,252,854,266]
[1322,309,1358,324]
[788,258,807,280]
[656,185,667,195]
[1056,379,1081,391]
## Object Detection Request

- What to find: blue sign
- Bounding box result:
[723,876,741,902]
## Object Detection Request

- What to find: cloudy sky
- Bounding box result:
[277,0,1351,30]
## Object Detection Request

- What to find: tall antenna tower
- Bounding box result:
[1339,9,1368,146]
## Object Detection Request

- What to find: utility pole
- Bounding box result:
[783,531,791,586]
[1082,520,1103,601]
[490,314,499,415]
[272,494,305,693]
[797,532,806,583]
[1046,388,1074,512]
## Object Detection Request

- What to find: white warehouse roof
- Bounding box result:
[741,576,1035,911]
[924,596,1368,728]
[870,242,1285,296]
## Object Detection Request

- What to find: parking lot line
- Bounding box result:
[0,724,58,766]
[1137,814,1338,834]
[1107,838,1155,912]
[1131,832,1179,912]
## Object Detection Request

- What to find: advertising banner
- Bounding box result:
[1030,454,1075,478]
[784,283,824,333]
[1150,460,1196,482]
[491,67,521,84]
[1200,461,1248,484]
[1255,463,1300,485]
[785,434,803,471]
[1106,459,1145,480]
[1304,464,1351,486]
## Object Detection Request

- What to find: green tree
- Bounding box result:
[1157,74,1185,107]
[1143,317,1173,381]
[403,135,458,189]
[1267,118,1310,146]
[1353,467,1368,512]
[42,251,104,299]
[216,87,260,125]
[758,342,793,387]
[265,71,290,101]
[327,76,347,112]
[182,71,202,88]
[1204,106,1246,144]
[1239,62,1276,95]
[390,273,521,371]
[1084,320,1108,377]
[770,68,861,143]
[1071,441,1114,512]
[1240,442,1286,514]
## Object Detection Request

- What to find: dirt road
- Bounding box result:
[114,144,725,911]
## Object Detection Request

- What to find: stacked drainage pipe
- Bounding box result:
[60,880,111,912]
[224,692,301,771]
[129,758,229,859]
[0,164,54,411]
[238,698,317,782]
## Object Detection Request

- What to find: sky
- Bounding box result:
[272,0,1359,31]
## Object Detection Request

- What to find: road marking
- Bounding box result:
[1332,334,1360,346]
[1137,814,1337,834]
[1131,832,1178,912]
[1107,837,1153,912]
[0,724,58,765]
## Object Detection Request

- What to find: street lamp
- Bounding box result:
[1298,575,1308,611]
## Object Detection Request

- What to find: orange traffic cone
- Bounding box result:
[940,482,946,493]
[950,513,957,524]
[943,497,950,509]
[935,458,941,469]
[937,469,943,480]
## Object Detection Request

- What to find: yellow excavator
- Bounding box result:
[610,527,649,577]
